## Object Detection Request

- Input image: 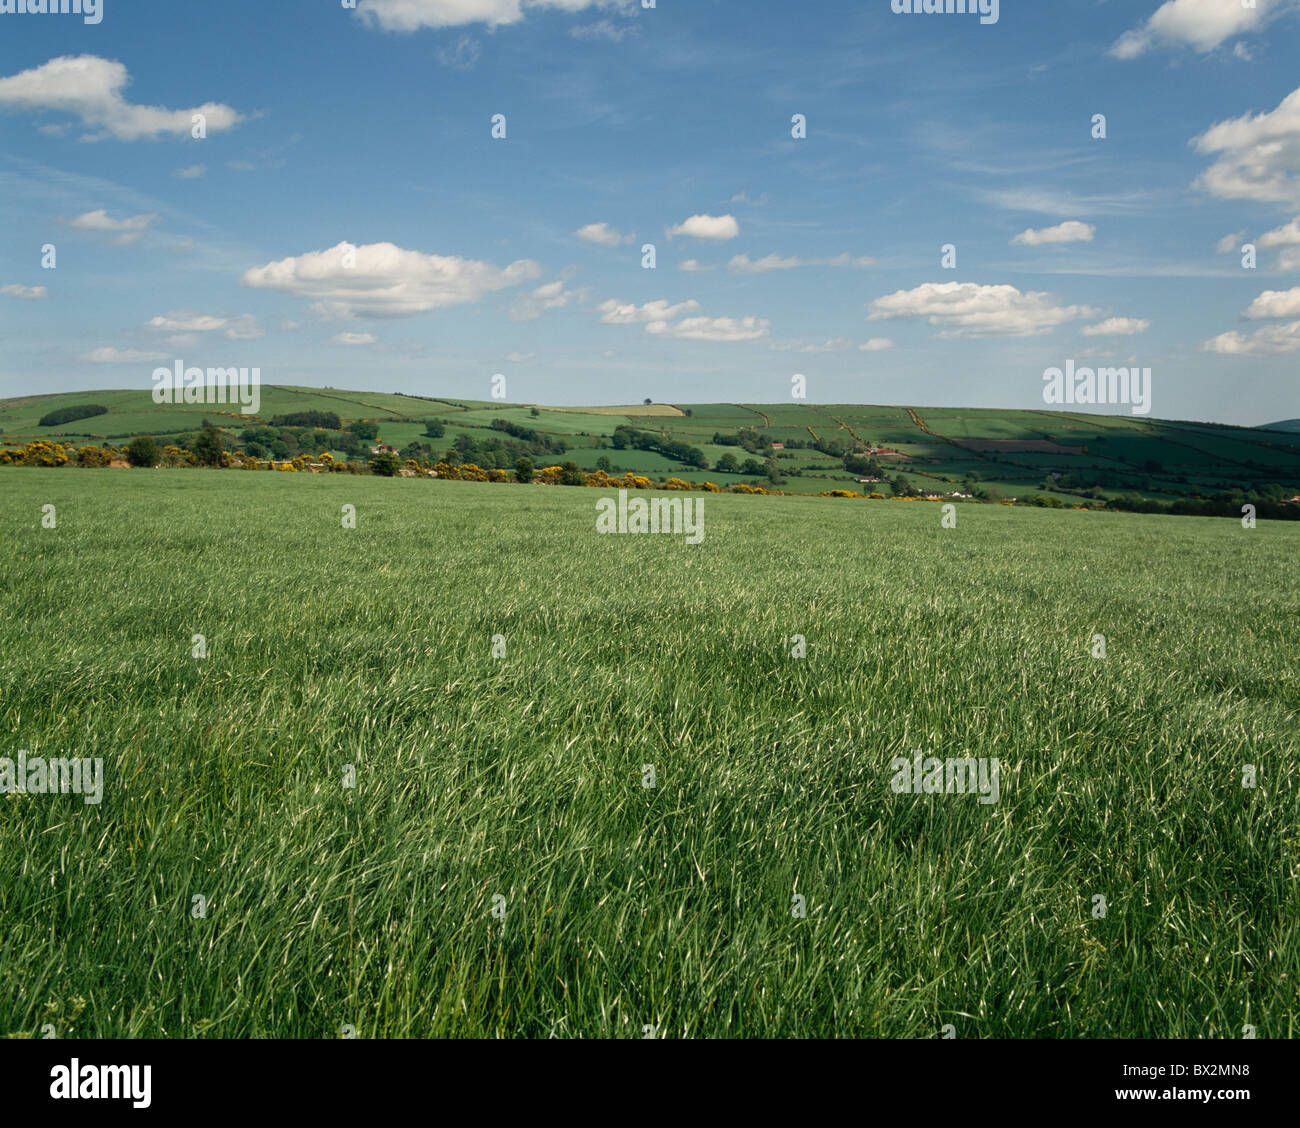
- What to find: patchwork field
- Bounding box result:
[5,388,1299,504]
[1,469,1296,1037]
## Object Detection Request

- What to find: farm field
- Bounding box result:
[5,389,1300,503]
[1,469,1296,1037]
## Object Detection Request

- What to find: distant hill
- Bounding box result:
[1262,419,1300,433]
[3,386,1300,503]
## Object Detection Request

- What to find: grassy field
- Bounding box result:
[1,468,1297,1037]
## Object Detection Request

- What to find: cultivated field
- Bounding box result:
[1,469,1296,1037]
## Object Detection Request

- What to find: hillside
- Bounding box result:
[4,386,1300,504]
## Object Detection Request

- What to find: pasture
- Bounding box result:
[0,469,1296,1037]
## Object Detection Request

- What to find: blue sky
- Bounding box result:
[2,0,1299,425]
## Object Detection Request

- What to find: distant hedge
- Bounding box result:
[39,404,109,428]
[270,411,342,429]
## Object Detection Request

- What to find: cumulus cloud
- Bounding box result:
[0,55,243,141]
[356,0,632,32]
[333,332,378,346]
[1216,230,1247,254]
[646,316,770,342]
[146,310,264,340]
[2,284,47,299]
[1259,217,1300,248]
[1203,321,1300,354]
[866,282,1098,338]
[859,338,895,352]
[598,297,767,341]
[598,298,701,325]
[79,347,171,363]
[575,222,633,247]
[173,164,206,179]
[1202,285,1300,353]
[666,214,740,241]
[1010,221,1096,246]
[727,252,874,274]
[241,241,542,319]
[1110,0,1290,59]
[1193,84,1300,205]
[1244,286,1300,319]
[66,209,158,245]
[1080,317,1151,337]
[677,259,715,273]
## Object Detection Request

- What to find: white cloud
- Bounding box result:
[506,351,536,362]
[436,35,482,68]
[1202,285,1300,353]
[598,298,766,341]
[1259,217,1300,248]
[770,338,855,353]
[727,252,874,274]
[598,298,700,325]
[173,164,206,179]
[867,282,1098,338]
[677,259,715,273]
[1080,317,1151,337]
[1203,321,1300,354]
[333,332,378,346]
[1278,247,1300,270]
[2,283,47,299]
[241,241,542,319]
[1216,230,1247,254]
[511,278,585,321]
[575,222,632,247]
[356,0,632,32]
[79,347,171,363]
[646,316,770,342]
[1193,84,1300,205]
[859,338,895,352]
[0,55,243,141]
[145,310,264,340]
[1244,286,1300,319]
[1110,0,1289,59]
[1010,221,1095,246]
[66,209,158,245]
[571,18,636,41]
[666,213,740,241]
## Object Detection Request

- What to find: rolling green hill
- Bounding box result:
[3,386,1299,504]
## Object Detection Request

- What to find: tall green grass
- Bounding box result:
[0,469,1296,1037]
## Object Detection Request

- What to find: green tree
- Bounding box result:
[192,426,224,467]
[422,419,446,439]
[126,435,160,468]
[515,457,535,483]
[715,453,739,474]
[348,420,380,441]
[369,450,402,477]
[595,455,612,473]
[561,460,585,486]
